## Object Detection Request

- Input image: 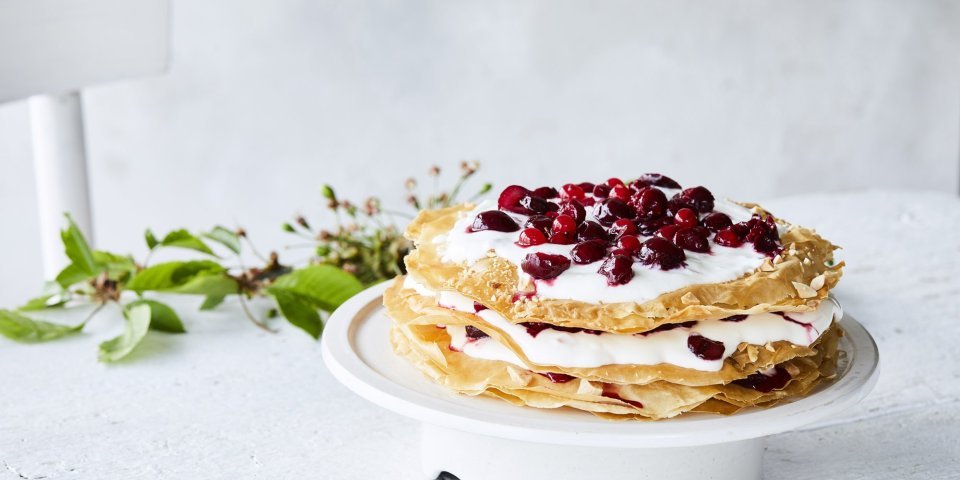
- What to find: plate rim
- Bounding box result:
[321,282,880,448]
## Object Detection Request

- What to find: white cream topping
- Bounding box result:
[438,191,771,304]
[404,277,839,372]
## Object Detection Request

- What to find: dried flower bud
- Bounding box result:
[235,228,247,238]
[295,215,310,230]
[317,230,333,241]
[404,178,417,190]
[326,199,339,209]
[407,195,421,209]
[460,160,479,176]
[428,165,441,177]
[363,197,381,216]
[341,263,358,274]
[341,200,357,217]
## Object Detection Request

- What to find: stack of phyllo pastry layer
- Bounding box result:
[385,174,845,420]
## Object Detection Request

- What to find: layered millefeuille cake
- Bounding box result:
[385,174,845,420]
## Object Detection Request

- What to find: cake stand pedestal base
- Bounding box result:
[420,424,763,480]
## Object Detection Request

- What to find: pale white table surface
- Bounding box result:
[2,190,958,480]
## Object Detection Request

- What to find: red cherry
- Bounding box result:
[615,235,642,254]
[525,215,553,234]
[577,182,595,192]
[549,231,576,245]
[609,218,638,238]
[656,224,681,241]
[561,183,586,200]
[638,216,674,236]
[608,184,629,201]
[674,228,711,253]
[631,173,681,190]
[516,228,547,247]
[532,186,559,199]
[679,186,715,213]
[592,184,611,198]
[498,185,529,211]
[632,187,668,220]
[497,185,553,215]
[593,198,637,226]
[521,252,571,280]
[552,214,577,235]
[667,195,697,216]
[469,210,520,232]
[571,240,607,264]
[638,237,686,270]
[557,201,586,224]
[607,177,625,187]
[598,254,635,285]
[674,208,699,228]
[702,212,732,232]
[714,228,745,247]
[577,221,609,242]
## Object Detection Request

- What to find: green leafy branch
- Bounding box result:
[0,216,362,362]
[0,162,490,363]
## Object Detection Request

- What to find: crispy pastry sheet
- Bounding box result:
[384,278,842,387]
[404,205,844,333]
[390,319,840,420]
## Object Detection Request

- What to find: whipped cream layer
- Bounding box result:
[438,191,772,304]
[405,277,839,372]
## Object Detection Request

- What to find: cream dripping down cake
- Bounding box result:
[384,174,845,420]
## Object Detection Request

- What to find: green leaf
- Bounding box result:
[321,184,336,201]
[126,299,185,333]
[268,264,363,312]
[270,288,322,338]
[92,251,137,282]
[0,309,83,343]
[172,274,239,298]
[159,229,215,256]
[99,304,151,362]
[199,294,227,311]
[126,261,225,293]
[55,263,91,289]
[18,293,68,311]
[202,226,241,255]
[61,214,99,277]
[145,229,159,249]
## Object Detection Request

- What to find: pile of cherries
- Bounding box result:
[467,173,783,286]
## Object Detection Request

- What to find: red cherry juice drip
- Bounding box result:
[601,384,644,409]
[774,312,819,339]
[638,320,698,336]
[733,366,792,393]
[520,322,603,337]
[538,372,576,383]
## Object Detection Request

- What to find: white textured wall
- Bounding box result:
[1,0,958,306]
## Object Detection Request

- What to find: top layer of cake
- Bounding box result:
[403,174,844,333]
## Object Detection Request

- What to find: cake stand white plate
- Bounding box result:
[322,283,880,480]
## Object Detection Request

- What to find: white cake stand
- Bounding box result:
[322,283,880,480]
